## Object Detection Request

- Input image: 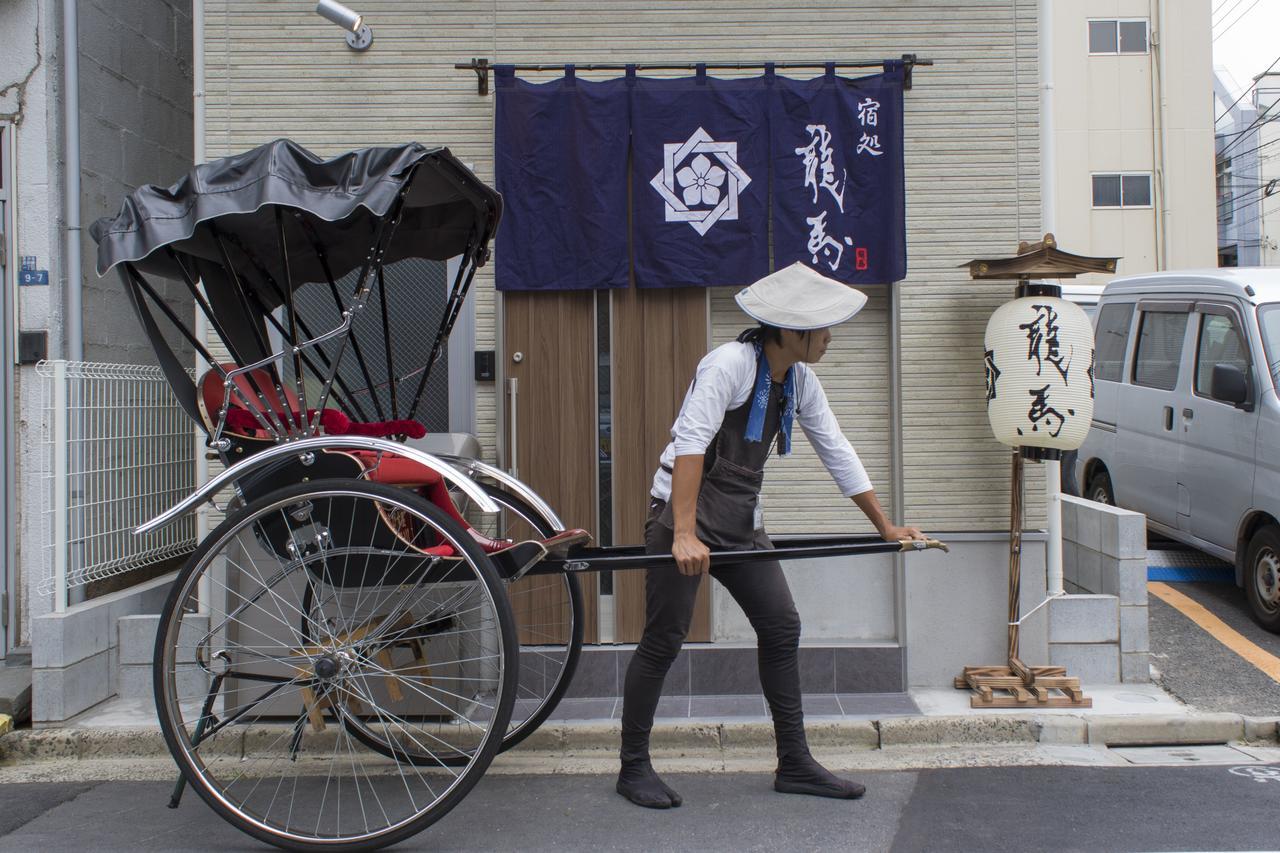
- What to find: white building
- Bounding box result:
[1255,71,1280,266]
[1044,1,1217,280]
[1215,69,1265,267]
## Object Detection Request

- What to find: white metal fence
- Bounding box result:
[39,360,197,609]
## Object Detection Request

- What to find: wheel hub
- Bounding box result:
[1258,549,1280,607]
[313,655,340,679]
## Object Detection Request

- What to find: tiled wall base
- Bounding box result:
[554,644,903,699]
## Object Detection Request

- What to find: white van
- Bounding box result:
[1073,269,1280,632]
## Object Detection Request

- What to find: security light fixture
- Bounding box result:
[315,0,373,51]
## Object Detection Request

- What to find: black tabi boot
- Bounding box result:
[773,731,866,799]
[616,758,684,809]
[617,734,683,809]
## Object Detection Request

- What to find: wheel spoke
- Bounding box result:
[154,481,516,848]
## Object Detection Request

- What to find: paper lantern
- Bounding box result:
[984,293,1095,451]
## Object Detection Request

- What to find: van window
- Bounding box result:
[1132,310,1188,391]
[1094,303,1134,382]
[1260,304,1280,390]
[1194,313,1250,398]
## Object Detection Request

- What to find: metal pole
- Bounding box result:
[62,0,82,362]
[1039,0,1064,598]
[53,361,69,613]
[193,0,211,614]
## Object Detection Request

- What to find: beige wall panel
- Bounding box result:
[205,0,1045,533]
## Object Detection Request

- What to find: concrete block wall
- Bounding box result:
[31,573,174,724]
[119,613,208,707]
[1059,495,1150,684]
[78,0,194,365]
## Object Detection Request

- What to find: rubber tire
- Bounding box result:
[340,484,584,764]
[1243,524,1280,634]
[1087,470,1115,506]
[153,478,518,852]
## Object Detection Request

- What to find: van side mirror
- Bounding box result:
[1211,363,1249,407]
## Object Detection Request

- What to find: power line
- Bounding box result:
[1219,100,1280,157]
[1215,53,1280,125]
[1216,111,1279,146]
[1217,177,1279,210]
[1214,0,1264,42]
[1213,0,1249,28]
[1217,132,1280,173]
[1221,198,1280,233]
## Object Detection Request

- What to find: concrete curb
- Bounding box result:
[1,714,1276,764]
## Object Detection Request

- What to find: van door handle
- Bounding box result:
[1182,408,1194,420]
[1163,406,1174,431]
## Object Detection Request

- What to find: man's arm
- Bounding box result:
[670,454,711,575]
[851,489,925,542]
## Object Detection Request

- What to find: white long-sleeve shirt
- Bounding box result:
[649,341,873,501]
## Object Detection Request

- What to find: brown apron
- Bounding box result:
[656,378,784,550]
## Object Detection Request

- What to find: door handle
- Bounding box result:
[1182,408,1194,420]
[1163,406,1173,431]
[508,377,519,480]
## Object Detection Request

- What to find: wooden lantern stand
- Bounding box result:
[953,234,1116,709]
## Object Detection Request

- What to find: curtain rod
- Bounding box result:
[455,54,933,95]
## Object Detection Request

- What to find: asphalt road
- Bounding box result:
[2,764,1279,852]
[1148,571,1280,717]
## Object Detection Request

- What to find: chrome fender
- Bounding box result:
[436,455,566,533]
[135,436,500,535]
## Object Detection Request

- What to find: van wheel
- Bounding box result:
[1087,471,1114,505]
[1244,525,1280,633]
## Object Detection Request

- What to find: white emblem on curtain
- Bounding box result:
[650,127,752,236]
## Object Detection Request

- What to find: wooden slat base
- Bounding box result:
[953,664,1092,708]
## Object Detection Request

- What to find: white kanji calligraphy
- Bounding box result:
[856,132,883,157]
[805,211,853,271]
[857,97,880,128]
[795,124,846,212]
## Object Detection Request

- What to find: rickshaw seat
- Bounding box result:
[196,366,592,564]
[200,366,427,439]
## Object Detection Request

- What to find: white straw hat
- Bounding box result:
[734,262,868,330]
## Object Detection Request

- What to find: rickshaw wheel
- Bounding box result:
[153,479,517,852]
[336,483,584,764]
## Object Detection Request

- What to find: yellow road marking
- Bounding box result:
[1149,581,1280,684]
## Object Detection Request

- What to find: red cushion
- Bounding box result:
[345,451,444,486]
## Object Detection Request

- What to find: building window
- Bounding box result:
[1217,157,1234,225]
[1092,173,1153,208]
[1088,19,1149,54]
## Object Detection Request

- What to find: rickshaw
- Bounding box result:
[91,139,946,851]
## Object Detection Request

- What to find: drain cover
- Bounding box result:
[1111,744,1259,765]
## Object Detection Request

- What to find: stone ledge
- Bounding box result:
[1086,713,1246,746]
[2,713,1269,763]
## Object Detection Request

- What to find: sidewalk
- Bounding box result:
[1,684,1275,781]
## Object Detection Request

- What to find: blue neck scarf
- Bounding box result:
[745,342,795,455]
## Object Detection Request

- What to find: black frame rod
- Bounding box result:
[522,535,949,577]
[276,208,310,433]
[457,54,933,94]
[297,217,388,423]
[206,229,369,422]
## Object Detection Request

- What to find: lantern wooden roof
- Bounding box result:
[962,234,1118,280]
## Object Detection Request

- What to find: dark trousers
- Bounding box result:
[619,501,806,764]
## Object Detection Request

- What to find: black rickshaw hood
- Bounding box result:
[89,138,502,294]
